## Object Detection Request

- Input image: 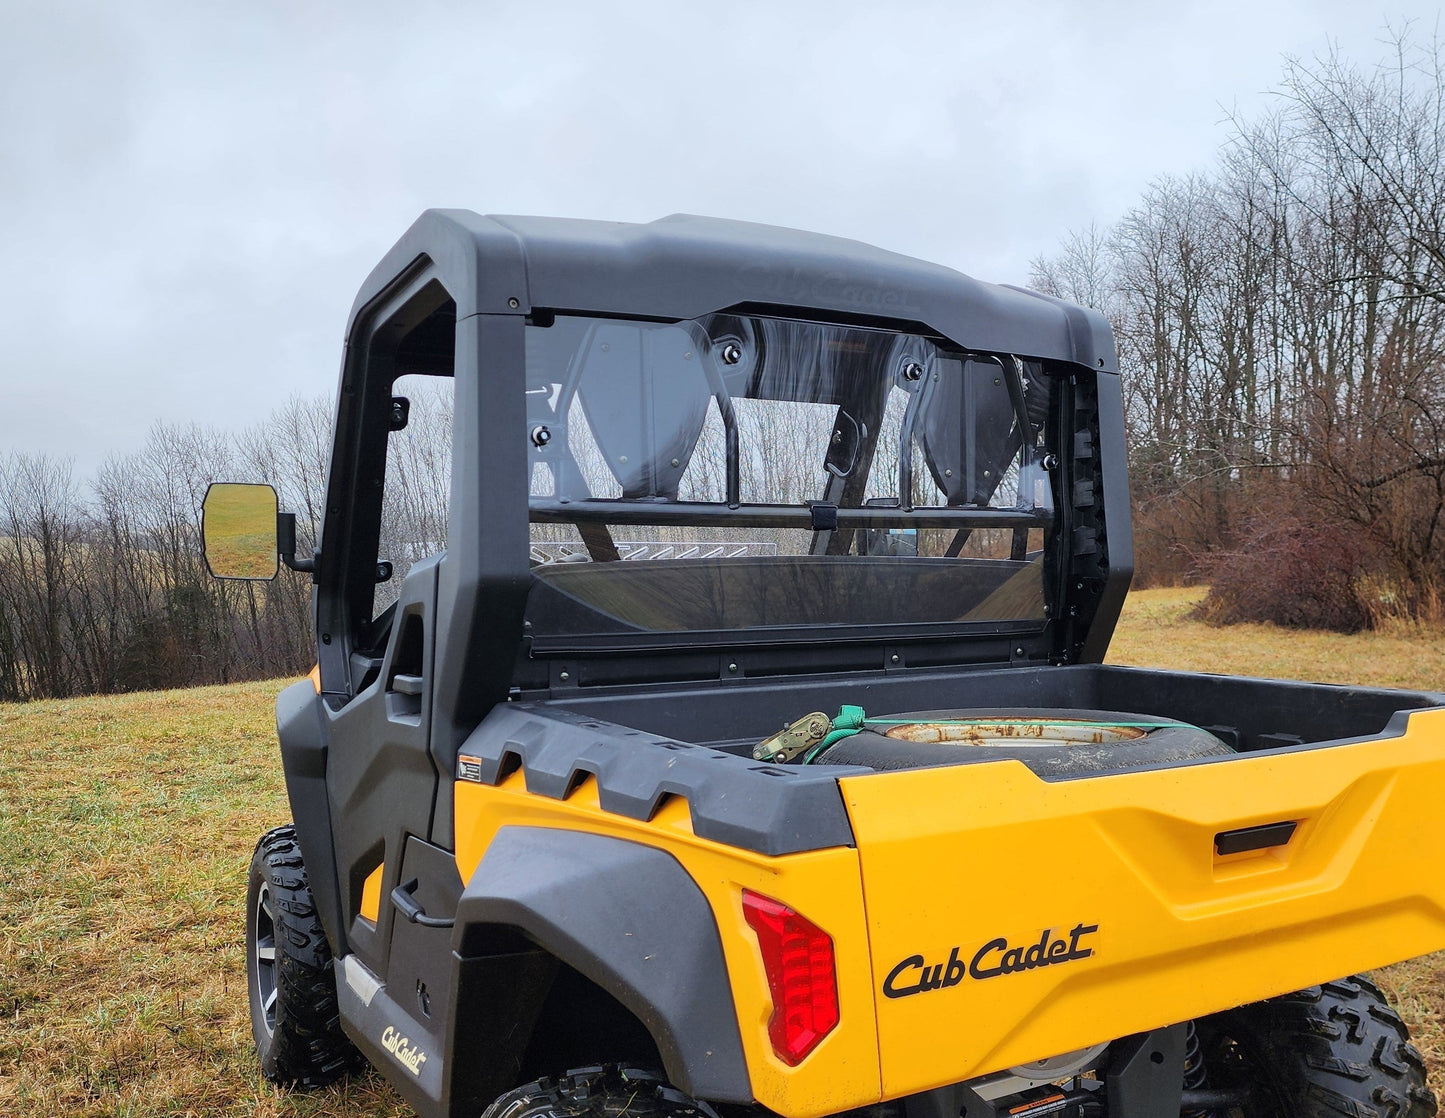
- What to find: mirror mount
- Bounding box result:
[277,512,318,577]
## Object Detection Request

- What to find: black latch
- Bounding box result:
[808,501,839,531]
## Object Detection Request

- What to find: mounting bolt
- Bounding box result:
[530,425,552,447]
[559,670,570,682]
[902,361,923,381]
[508,297,520,309]
[890,653,900,664]
[1014,647,1026,657]
[1042,453,1060,471]
[720,342,743,365]
[727,662,738,673]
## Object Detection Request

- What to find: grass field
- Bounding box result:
[2,586,1445,1116]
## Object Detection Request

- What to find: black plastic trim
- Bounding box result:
[453,827,752,1103]
[456,704,865,856]
[275,679,347,956]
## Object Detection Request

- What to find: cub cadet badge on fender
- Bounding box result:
[207,212,1445,1118]
[884,923,1099,998]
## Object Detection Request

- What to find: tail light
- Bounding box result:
[742,890,839,1065]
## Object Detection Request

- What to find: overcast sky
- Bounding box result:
[2,0,1440,478]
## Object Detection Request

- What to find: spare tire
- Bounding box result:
[813,707,1232,778]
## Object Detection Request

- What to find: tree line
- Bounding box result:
[6,33,1439,701]
[0,378,461,703]
[1031,29,1445,629]
[0,401,326,702]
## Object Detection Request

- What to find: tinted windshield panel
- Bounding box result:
[524,313,1057,645]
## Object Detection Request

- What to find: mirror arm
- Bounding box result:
[276,512,318,575]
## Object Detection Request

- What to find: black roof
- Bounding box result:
[350,210,1117,373]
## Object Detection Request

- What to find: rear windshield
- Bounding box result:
[523,312,1058,647]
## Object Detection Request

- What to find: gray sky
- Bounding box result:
[2,0,1439,478]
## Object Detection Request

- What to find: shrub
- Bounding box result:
[1193,512,1377,633]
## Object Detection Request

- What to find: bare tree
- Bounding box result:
[1031,28,1445,615]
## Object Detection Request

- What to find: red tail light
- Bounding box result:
[741,890,839,1065]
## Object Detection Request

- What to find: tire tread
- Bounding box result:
[248,824,361,1090]
[480,1066,716,1118]
[1199,974,1437,1118]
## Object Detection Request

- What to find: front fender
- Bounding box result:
[453,826,752,1103]
[276,678,346,955]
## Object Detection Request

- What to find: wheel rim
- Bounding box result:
[253,883,278,1036]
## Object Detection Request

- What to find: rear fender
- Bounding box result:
[453,826,752,1103]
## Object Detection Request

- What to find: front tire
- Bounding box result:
[1195,975,1436,1118]
[246,824,360,1088]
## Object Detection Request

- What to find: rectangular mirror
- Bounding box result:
[202,482,279,580]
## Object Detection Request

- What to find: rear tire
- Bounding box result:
[1195,975,1436,1118]
[481,1066,716,1118]
[246,824,360,1088]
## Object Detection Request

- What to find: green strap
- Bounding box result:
[803,705,867,764]
[859,718,1176,729]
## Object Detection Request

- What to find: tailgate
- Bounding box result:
[838,707,1445,1100]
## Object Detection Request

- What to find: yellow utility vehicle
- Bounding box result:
[204,212,1445,1118]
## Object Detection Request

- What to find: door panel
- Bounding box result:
[326,555,441,974]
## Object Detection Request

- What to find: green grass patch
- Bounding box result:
[2,591,1444,1113]
[0,680,410,1116]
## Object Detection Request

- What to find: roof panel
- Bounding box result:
[349,210,1116,372]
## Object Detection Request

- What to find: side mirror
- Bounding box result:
[202,483,279,580]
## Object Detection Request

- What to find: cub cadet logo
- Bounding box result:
[883,923,1099,999]
[380,1026,428,1075]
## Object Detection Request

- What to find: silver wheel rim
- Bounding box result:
[254,883,278,1036]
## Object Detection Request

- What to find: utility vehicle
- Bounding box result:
[204,212,1445,1118]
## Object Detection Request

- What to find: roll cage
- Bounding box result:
[313,212,1129,743]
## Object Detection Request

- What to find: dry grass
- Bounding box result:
[1109,585,1445,689]
[0,681,409,1117]
[2,590,1445,1114]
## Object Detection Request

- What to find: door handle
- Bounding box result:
[391,878,453,928]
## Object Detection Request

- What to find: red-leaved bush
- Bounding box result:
[1192,513,1378,633]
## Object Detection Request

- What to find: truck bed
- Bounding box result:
[543,663,1445,760]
